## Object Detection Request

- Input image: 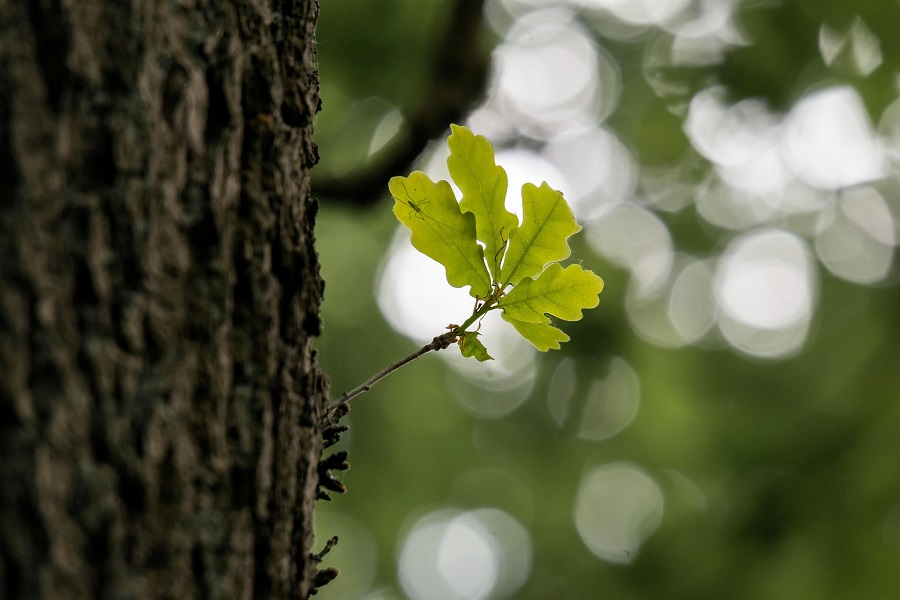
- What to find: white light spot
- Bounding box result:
[818,17,882,77]
[543,127,637,221]
[694,179,779,231]
[574,463,664,564]
[588,205,674,297]
[815,186,895,284]
[618,251,717,351]
[783,86,884,190]
[547,358,577,427]
[685,88,793,206]
[575,0,692,26]
[377,232,473,342]
[879,96,900,176]
[437,518,497,599]
[641,163,703,213]
[667,258,717,343]
[841,186,895,246]
[714,229,816,358]
[398,509,532,600]
[470,509,533,598]
[716,230,813,330]
[577,358,640,441]
[663,469,709,511]
[369,109,404,156]
[495,149,569,221]
[493,9,614,137]
[625,283,687,348]
[719,261,806,329]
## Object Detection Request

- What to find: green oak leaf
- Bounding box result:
[447,124,519,281]
[499,263,604,323]
[499,182,581,287]
[458,331,493,361]
[501,313,570,351]
[389,128,603,356]
[390,171,492,298]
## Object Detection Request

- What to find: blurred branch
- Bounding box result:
[313,0,491,206]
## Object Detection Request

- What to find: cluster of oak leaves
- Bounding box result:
[390,125,604,360]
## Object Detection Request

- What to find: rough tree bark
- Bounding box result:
[0,1,333,598]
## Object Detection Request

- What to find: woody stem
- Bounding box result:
[325,330,458,419]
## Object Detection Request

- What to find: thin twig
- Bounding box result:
[325,331,457,419]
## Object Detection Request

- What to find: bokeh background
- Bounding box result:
[312,0,900,598]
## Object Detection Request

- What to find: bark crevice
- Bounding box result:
[1,1,326,598]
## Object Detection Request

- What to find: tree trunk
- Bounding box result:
[0,1,330,598]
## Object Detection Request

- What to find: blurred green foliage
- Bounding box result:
[313,1,900,598]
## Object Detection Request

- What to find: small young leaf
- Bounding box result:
[499,183,581,287]
[447,125,519,280]
[390,172,492,298]
[458,331,493,361]
[501,313,570,351]
[499,263,604,323]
